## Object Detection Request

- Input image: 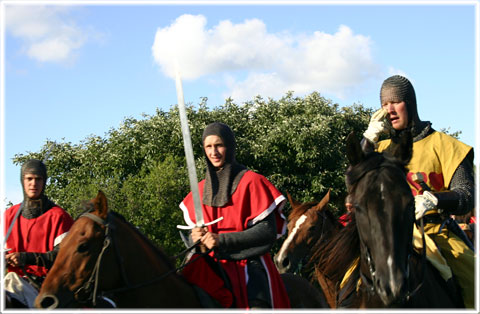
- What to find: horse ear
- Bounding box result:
[286,191,300,208]
[93,190,109,220]
[346,132,364,166]
[314,189,330,211]
[388,130,413,165]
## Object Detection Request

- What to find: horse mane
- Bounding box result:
[77,203,176,270]
[310,213,360,284]
[109,211,177,270]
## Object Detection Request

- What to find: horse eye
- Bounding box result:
[77,243,89,253]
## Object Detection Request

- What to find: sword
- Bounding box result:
[174,67,223,230]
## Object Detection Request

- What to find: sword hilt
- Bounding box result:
[411,172,430,193]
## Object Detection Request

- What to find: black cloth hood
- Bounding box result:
[201,122,247,207]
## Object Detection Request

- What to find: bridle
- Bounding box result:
[70,212,204,307]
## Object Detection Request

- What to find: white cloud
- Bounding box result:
[5,6,87,63]
[152,14,382,103]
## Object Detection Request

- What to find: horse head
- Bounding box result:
[274,190,339,274]
[35,191,116,309]
[345,131,414,306]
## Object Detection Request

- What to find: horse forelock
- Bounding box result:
[288,200,319,222]
[346,152,407,192]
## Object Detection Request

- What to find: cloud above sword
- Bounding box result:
[152,14,382,102]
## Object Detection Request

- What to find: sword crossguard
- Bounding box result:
[176,216,224,230]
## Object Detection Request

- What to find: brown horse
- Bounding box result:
[274,189,342,275]
[35,191,325,309]
[310,132,464,308]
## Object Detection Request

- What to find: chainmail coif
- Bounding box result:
[380,75,429,139]
[20,159,54,219]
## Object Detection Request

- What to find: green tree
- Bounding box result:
[12,92,371,256]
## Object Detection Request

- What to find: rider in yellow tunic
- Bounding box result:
[363,75,475,308]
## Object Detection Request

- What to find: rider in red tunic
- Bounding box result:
[180,122,290,309]
[4,159,74,307]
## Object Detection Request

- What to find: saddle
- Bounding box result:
[181,253,235,308]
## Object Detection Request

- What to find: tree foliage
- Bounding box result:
[12,92,371,256]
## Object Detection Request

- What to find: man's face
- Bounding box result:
[382,101,408,130]
[203,135,227,168]
[23,173,44,199]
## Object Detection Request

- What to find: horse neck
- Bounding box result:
[106,215,200,308]
[313,221,360,285]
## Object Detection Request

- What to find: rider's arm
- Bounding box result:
[215,211,277,260]
[434,156,475,216]
[19,244,60,269]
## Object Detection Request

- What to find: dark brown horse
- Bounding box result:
[274,190,342,274]
[310,132,464,308]
[35,191,325,309]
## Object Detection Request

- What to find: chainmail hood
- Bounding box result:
[380,75,430,138]
[201,122,247,207]
[20,159,54,219]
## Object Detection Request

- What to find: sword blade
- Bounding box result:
[175,69,204,226]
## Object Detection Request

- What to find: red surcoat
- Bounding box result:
[180,170,291,308]
[4,203,74,277]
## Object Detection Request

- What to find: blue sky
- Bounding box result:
[1,1,478,206]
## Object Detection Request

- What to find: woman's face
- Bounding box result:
[203,135,227,168]
[382,101,408,130]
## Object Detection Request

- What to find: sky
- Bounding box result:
[1,0,478,208]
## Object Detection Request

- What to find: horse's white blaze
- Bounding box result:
[380,183,385,201]
[387,255,396,290]
[276,214,308,263]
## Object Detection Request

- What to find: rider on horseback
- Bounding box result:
[179,122,291,309]
[362,75,475,308]
[4,159,74,307]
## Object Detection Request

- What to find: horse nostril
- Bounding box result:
[39,294,59,309]
[281,257,290,268]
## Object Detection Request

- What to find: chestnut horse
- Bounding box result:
[309,132,464,308]
[274,189,342,275]
[35,191,325,309]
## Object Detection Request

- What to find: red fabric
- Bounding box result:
[338,213,351,227]
[180,170,290,309]
[4,203,74,277]
[181,254,234,308]
[469,216,476,224]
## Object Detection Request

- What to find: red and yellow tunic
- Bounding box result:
[4,204,74,277]
[378,131,474,308]
[180,170,290,309]
[378,131,472,197]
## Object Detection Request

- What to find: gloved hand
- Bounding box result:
[363,108,388,144]
[414,191,438,220]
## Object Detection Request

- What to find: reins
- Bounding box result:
[74,212,211,307]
